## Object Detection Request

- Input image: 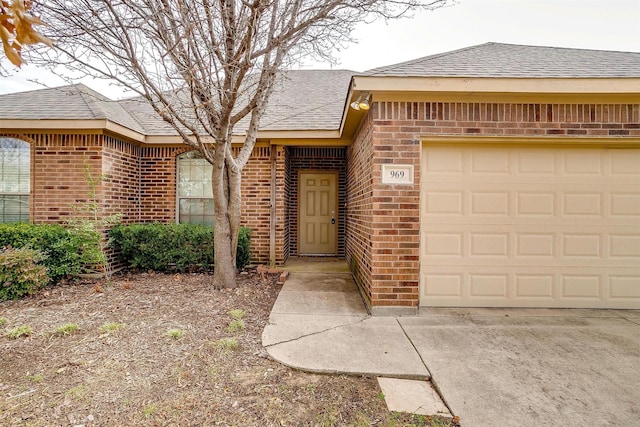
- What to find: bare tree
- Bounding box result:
[31,0,451,288]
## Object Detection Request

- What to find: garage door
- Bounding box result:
[420,144,640,308]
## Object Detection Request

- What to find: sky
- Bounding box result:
[0,0,639,98]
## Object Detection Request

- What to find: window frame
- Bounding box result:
[0,137,31,223]
[176,150,215,226]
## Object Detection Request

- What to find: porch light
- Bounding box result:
[350,92,371,110]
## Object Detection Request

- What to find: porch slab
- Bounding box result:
[269,270,367,316]
[269,290,367,316]
[276,272,357,293]
[377,377,451,417]
[282,257,350,273]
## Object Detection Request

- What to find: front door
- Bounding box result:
[299,172,337,255]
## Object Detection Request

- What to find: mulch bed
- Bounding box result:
[1,269,457,426]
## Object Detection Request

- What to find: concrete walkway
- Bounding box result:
[262,265,640,427]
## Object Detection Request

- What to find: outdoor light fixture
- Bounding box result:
[350,92,371,111]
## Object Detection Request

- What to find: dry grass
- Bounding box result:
[0,270,456,427]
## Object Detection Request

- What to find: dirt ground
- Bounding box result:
[1,269,458,427]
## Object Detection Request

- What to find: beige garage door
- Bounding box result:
[420,144,640,308]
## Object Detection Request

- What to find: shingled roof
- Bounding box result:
[365,42,640,78]
[253,69,354,131]
[1,43,639,137]
[0,70,353,137]
[0,84,146,133]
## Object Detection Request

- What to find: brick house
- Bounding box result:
[1,43,639,313]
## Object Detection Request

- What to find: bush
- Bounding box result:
[109,223,251,272]
[0,247,49,301]
[0,223,83,283]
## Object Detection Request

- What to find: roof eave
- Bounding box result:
[0,119,147,143]
[352,76,640,94]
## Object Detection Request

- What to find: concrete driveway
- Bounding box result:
[401,308,640,427]
[264,269,640,427]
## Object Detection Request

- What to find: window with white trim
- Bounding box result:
[0,137,30,223]
[177,151,214,226]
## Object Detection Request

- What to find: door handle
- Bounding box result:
[331,210,335,225]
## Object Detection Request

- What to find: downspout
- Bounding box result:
[269,144,277,268]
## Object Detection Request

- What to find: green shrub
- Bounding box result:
[236,227,251,270]
[0,223,83,283]
[109,223,251,272]
[0,247,49,301]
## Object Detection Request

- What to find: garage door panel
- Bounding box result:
[421,268,639,308]
[562,151,603,175]
[420,145,640,309]
[515,274,555,299]
[517,192,556,216]
[609,234,640,258]
[424,187,636,222]
[610,149,640,175]
[610,276,640,299]
[516,150,556,174]
[423,226,638,264]
[471,150,510,174]
[610,193,640,217]
[562,234,602,257]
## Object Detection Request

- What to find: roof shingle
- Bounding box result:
[0,83,146,132]
[1,43,639,137]
[365,42,640,78]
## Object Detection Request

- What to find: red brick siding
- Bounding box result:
[136,145,273,263]
[363,101,640,309]
[345,115,375,309]
[239,146,272,263]
[103,136,141,223]
[375,102,640,137]
[370,109,421,309]
[275,146,291,264]
[288,147,346,257]
[1,135,275,264]
[139,146,183,222]
[21,133,104,223]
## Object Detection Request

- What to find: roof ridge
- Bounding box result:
[364,42,492,75]
[484,41,640,55]
[74,85,147,131]
[74,84,108,119]
[364,42,640,77]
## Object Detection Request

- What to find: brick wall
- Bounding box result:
[13,133,104,223]
[353,101,640,312]
[1,134,276,264]
[345,116,375,309]
[239,146,272,263]
[136,144,273,263]
[376,101,640,137]
[139,146,184,222]
[274,145,290,264]
[103,136,141,222]
[369,106,422,312]
[288,147,346,257]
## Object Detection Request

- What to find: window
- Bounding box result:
[0,138,30,223]
[177,151,214,226]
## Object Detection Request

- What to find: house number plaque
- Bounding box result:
[381,164,414,185]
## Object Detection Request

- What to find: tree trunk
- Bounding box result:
[227,163,242,265]
[211,148,238,288]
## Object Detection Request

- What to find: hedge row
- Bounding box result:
[109,223,251,272]
[0,223,83,283]
[0,222,252,280]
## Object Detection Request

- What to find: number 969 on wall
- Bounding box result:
[381,164,414,185]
